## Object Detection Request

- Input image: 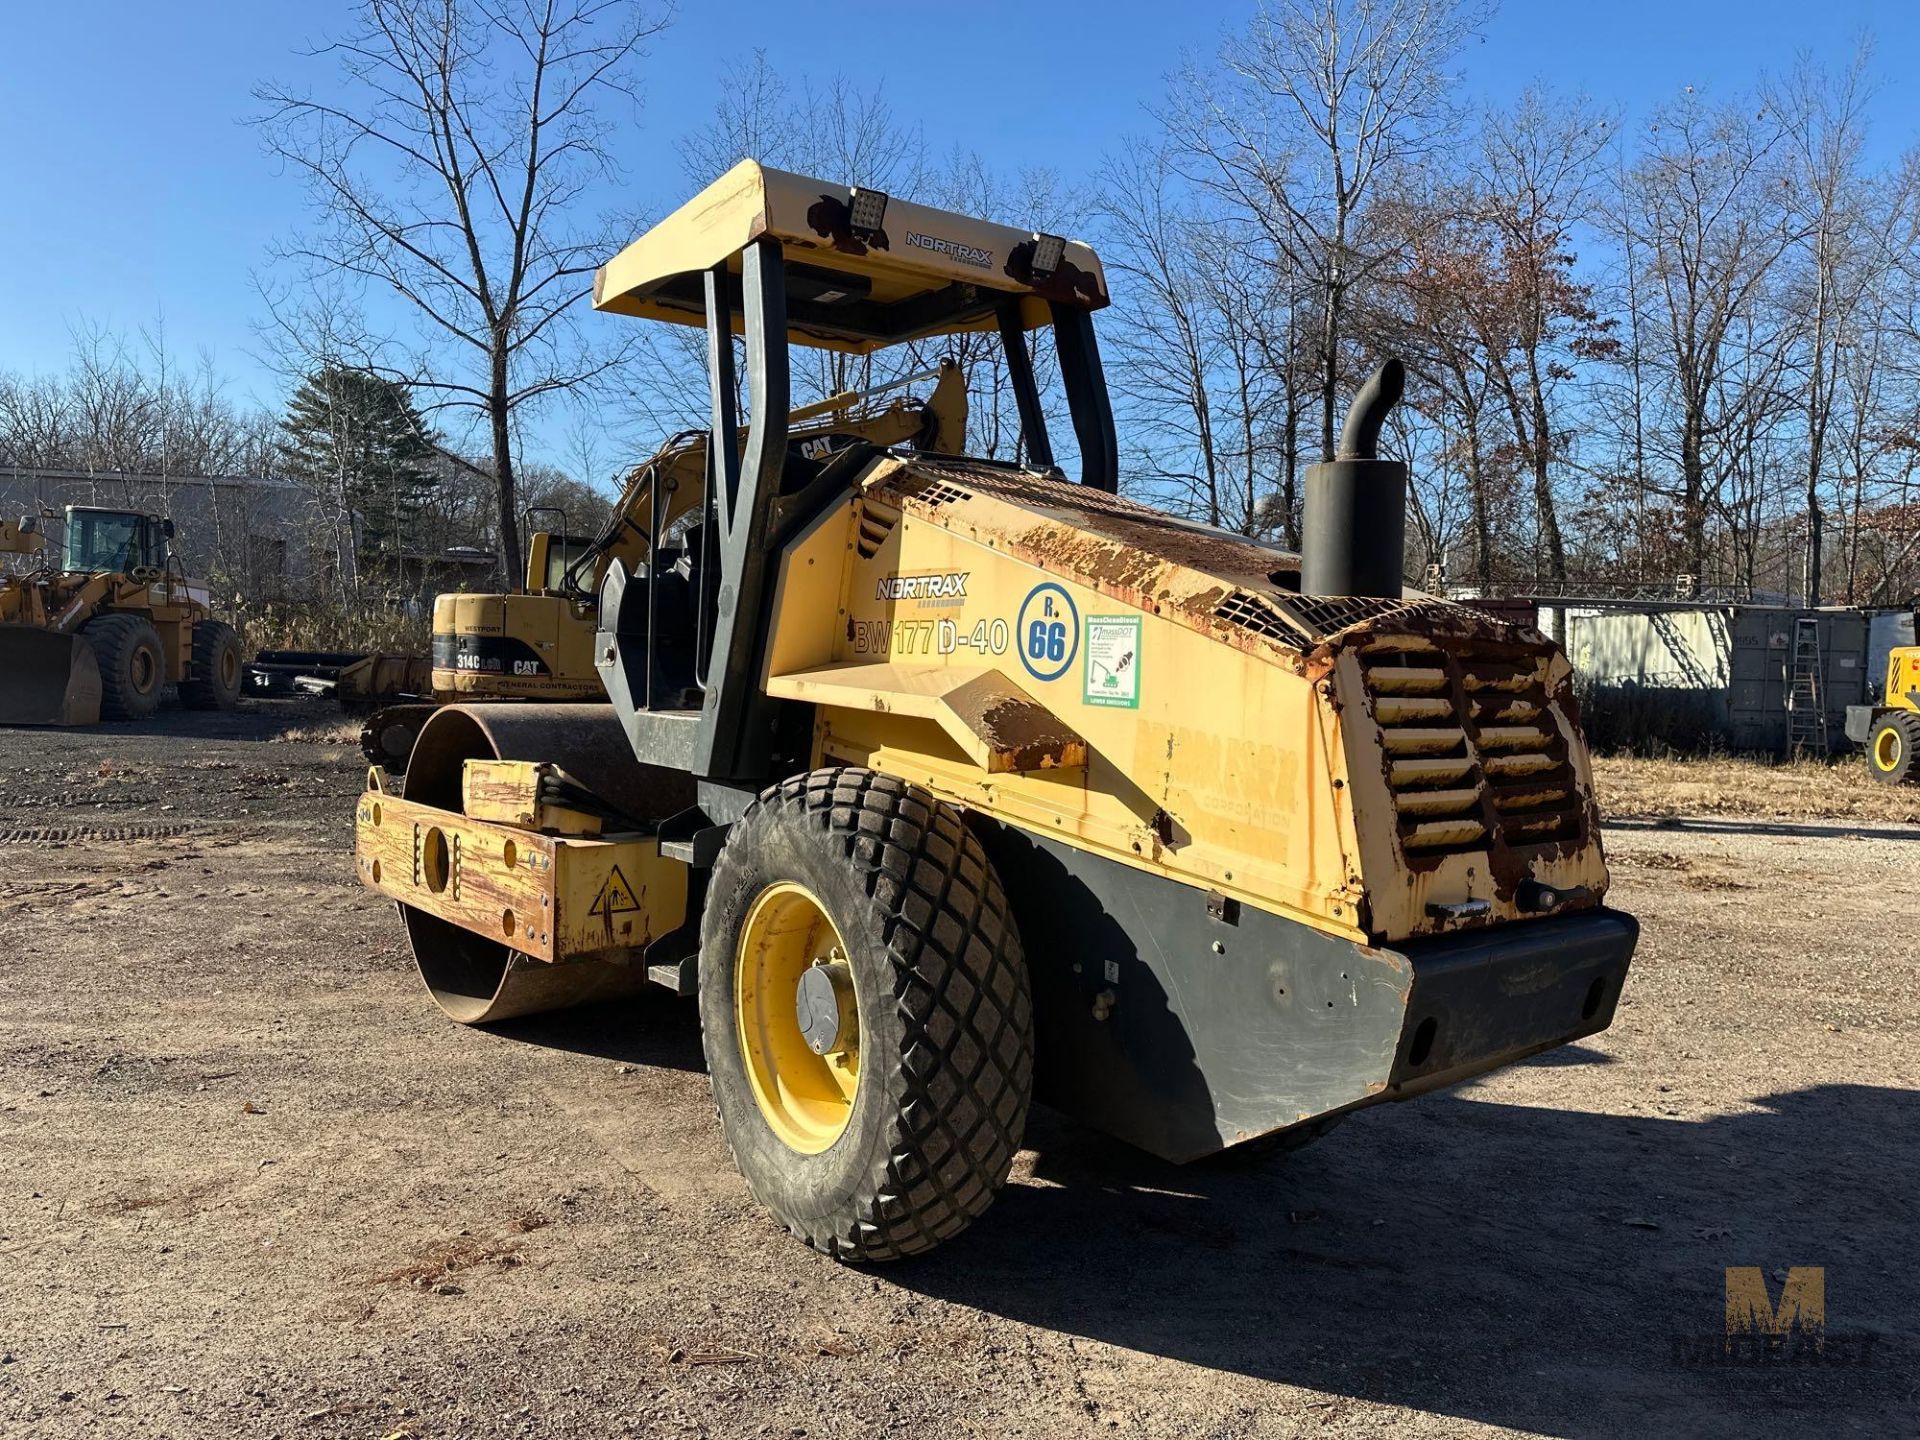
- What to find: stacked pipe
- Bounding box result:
[1300,358,1408,599]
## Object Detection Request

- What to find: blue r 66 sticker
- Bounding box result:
[1015,582,1078,682]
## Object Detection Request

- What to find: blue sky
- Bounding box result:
[1,0,1914,466]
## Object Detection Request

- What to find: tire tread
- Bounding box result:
[706,767,1032,1261]
[179,619,243,711]
[82,613,164,721]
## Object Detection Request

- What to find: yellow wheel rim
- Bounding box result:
[1874,727,1902,772]
[734,881,860,1154]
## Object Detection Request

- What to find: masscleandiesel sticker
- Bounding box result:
[1083,616,1140,709]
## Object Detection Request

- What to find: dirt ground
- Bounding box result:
[2,706,1915,1439]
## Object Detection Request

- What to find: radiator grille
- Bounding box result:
[1360,641,1583,858]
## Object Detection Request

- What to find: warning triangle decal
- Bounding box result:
[589,865,641,918]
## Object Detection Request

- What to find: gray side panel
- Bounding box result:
[974,821,1411,1162]
[976,821,1641,1163]
[1822,612,1871,725]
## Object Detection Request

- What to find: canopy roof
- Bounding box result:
[592,160,1109,355]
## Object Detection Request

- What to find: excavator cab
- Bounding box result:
[523,521,596,598]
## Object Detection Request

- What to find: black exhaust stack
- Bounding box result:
[1300,358,1407,598]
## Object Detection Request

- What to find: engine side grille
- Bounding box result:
[1214,589,1296,642]
[1215,589,1502,648]
[855,500,897,558]
[1359,640,1584,859]
[889,472,974,508]
[1273,593,1456,640]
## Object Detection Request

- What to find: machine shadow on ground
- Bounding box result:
[495,982,1911,1436]
[23,699,351,746]
[896,1080,1916,1437]
[492,992,708,1073]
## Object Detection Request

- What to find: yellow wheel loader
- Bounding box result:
[354,362,969,768]
[1848,642,1920,785]
[355,161,1639,1260]
[0,508,244,726]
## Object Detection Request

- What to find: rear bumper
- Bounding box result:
[1385,908,1638,1097]
[981,818,1640,1162]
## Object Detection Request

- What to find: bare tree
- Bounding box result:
[1769,48,1882,602]
[1375,189,1509,586]
[1609,90,1798,585]
[1093,144,1232,523]
[255,0,671,585]
[1169,0,1489,459]
[1472,88,1617,588]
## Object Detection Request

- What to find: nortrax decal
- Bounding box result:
[876,571,969,601]
[904,231,993,270]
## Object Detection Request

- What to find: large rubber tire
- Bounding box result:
[1867,713,1918,786]
[179,619,244,711]
[83,613,166,721]
[699,768,1033,1261]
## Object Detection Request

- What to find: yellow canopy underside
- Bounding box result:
[592,160,1110,355]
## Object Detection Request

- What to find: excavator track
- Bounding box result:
[361,703,439,773]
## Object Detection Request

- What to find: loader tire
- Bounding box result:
[699,768,1033,1262]
[1867,713,1918,786]
[83,613,165,721]
[179,620,244,711]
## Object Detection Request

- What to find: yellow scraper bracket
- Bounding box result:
[354,791,686,964]
[766,661,1087,774]
[462,758,605,836]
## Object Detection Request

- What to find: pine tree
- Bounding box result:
[279,367,440,556]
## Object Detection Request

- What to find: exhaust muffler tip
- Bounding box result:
[1337,357,1406,462]
[1300,357,1409,600]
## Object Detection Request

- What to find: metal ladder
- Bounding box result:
[1786,617,1828,754]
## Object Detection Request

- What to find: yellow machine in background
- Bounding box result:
[0,507,244,725]
[357,364,969,767]
[355,161,1638,1261]
[1850,643,1920,784]
[431,362,966,700]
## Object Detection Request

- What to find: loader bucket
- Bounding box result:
[0,626,103,726]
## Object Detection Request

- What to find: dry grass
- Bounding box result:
[239,600,431,657]
[268,718,363,746]
[1593,752,1920,825]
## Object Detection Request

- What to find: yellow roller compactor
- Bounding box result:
[356,161,1640,1260]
